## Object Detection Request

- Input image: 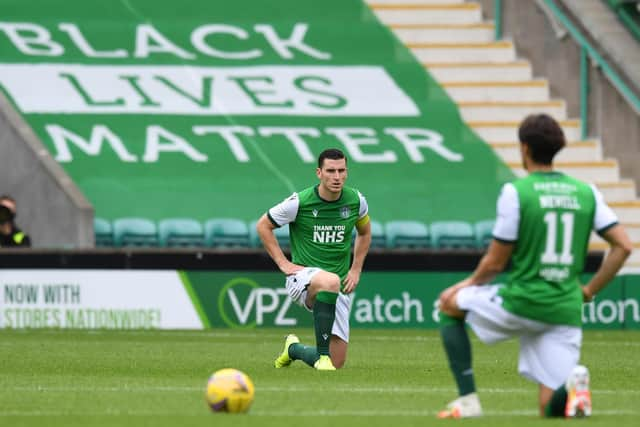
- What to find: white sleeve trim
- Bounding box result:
[590,184,618,232]
[492,183,519,242]
[357,191,369,218]
[268,193,299,227]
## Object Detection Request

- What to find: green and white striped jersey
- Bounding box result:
[493,172,618,326]
[267,185,368,279]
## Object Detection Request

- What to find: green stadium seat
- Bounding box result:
[94,217,113,247]
[158,218,204,247]
[430,221,476,249]
[474,220,496,249]
[249,220,289,249]
[274,225,290,250]
[113,217,159,247]
[369,220,386,249]
[385,220,430,249]
[204,218,250,248]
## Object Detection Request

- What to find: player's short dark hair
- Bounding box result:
[318,148,347,168]
[518,114,566,165]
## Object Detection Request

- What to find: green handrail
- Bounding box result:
[494,0,503,40]
[493,0,640,139]
[604,0,640,43]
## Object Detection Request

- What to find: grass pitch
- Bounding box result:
[0,328,638,427]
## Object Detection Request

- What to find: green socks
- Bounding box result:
[544,385,568,417]
[313,291,338,355]
[440,312,476,396]
[288,343,320,367]
[287,290,338,368]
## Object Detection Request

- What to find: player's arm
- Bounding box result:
[343,215,372,294]
[465,240,513,285]
[256,194,303,275]
[583,185,633,301]
[582,224,632,301]
[440,183,517,305]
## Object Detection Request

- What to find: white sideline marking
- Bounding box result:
[9,385,639,395]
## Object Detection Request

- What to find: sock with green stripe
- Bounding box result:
[544,385,568,417]
[313,291,338,356]
[439,311,476,396]
[288,343,319,367]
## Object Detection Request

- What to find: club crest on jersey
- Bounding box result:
[312,209,318,217]
[340,206,350,218]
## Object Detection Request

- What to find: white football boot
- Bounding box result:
[437,392,483,418]
[565,365,592,417]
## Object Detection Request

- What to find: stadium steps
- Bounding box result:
[469,120,581,142]
[491,141,602,163]
[443,80,550,102]
[390,23,494,43]
[459,100,567,121]
[407,41,516,62]
[369,2,482,24]
[508,160,621,182]
[424,61,533,82]
[369,0,640,268]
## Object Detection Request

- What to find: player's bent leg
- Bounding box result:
[305,271,341,308]
[330,335,348,369]
[306,271,340,371]
[539,384,556,416]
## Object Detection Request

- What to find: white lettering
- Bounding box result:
[385,299,403,323]
[227,288,255,325]
[403,292,424,322]
[143,126,207,162]
[134,24,195,59]
[192,126,252,162]
[0,22,63,56]
[255,288,279,325]
[254,23,330,60]
[58,23,128,58]
[325,127,397,163]
[259,127,318,163]
[274,289,296,326]
[385,128,463,162]
[191,25,261,59]
[45,124,137,162]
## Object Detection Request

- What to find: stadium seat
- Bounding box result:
[94,217,113,247]
[274,224,290,249]
[430,221,476,249]
[113,217,159,247]
[474,220,496,249]
[385,220,430,248]
[369,220,386,249]
[158,218,204,247]
[204,218,250,248]
[249,220,290,249]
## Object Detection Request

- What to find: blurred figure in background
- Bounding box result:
[0,195,31,247]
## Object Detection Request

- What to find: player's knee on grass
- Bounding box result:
[330,337,348,369]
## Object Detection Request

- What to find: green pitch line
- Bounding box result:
[0,329,638,427]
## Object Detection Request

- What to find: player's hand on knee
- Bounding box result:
[279,261,304,276]
[342,269,361,294]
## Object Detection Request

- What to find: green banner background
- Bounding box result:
[184,271,640,330]
[0,0,513,224]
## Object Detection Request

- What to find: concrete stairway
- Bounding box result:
[367,0,640,269]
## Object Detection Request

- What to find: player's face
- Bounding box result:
[316,158,347,195]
